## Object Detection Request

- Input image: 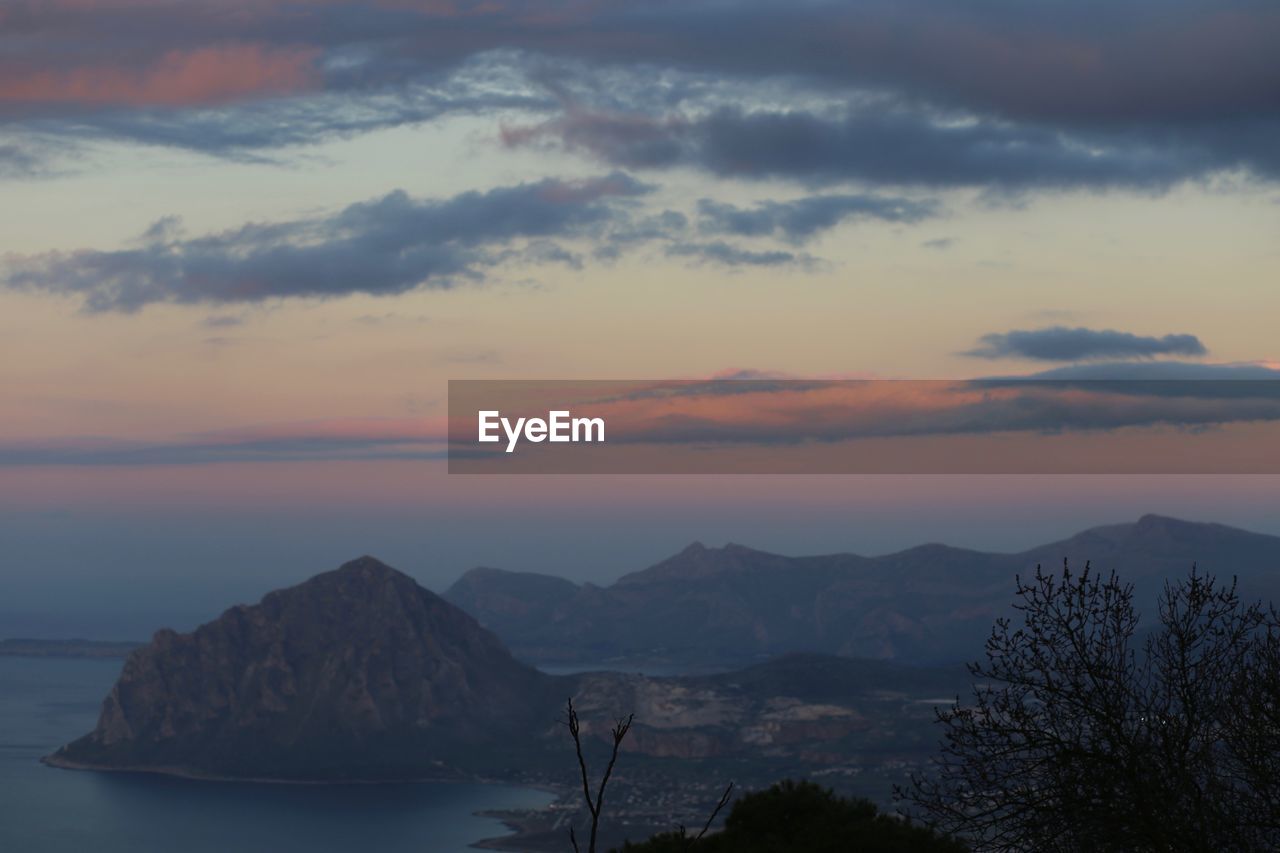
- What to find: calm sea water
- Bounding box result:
[0,657,553,853]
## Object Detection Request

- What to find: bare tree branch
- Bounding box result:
[898,562,1280,852]
[692,782,735,844]
[562,698,635,853]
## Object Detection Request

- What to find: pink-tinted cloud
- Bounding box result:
[0,44,319,107]
[447,375,1280,473]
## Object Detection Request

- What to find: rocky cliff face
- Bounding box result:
[48,556,557,780]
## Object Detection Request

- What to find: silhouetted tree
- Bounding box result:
[618,780,966,852]
[561,700,735,853]
[564,697,633,853]
[900,562,1280,852]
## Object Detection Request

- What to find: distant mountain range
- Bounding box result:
[444,515,1280,666]
[47,557,965,793]
[45,516,1280,792]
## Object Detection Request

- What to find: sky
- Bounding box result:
[2,0,1280,633]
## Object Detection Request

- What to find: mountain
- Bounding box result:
[444,515,1280,666]
[45,555,969,806]
[46,556,558,781]
[445,566,582,641]
[46,520,1280,788]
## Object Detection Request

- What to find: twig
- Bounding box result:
[563,698,635,853]
[694,782,735,841]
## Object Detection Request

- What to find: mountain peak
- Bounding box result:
[332,554,401,578]
[1135,513,1187,529]
[298,554,425,599]
[50,557,550,781]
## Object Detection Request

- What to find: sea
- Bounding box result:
[0,656,554,853]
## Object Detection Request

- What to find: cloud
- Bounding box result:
[1010,361,1280,380]
[555,371,1280,440]
[11,368,1280,468]
[696,194,939,243]
[0,172,652,311]
[3,169,926,305]
[0,141,49,177]
[1,0,1277,190]
[965,326,1208,361]
[449,373,1280,463]
[31,54,550,160]
[665,241,813,268]
[9,1,1278,129]
[0,44,319,108]
[504,103,1245,191]
[0,418,447,466]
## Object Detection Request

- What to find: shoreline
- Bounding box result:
[40,753,564,795]
[42,754,570,850]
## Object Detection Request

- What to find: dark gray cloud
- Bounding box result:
[506,103,1254,190]
[4,167,928,307]
[2,1,1277,190]
[559,1,1280,129]
[10,1,1278,128]
[965,326,1208,361]
[696,194,938,243]
[1,172,652,311]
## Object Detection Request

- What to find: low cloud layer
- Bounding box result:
[11,367,1280,468]
[0,420,447,466]
[965,327,1208,361]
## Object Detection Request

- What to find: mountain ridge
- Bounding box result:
[444,515,1280,665]
[46,557,969,788]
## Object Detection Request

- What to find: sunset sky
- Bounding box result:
[2,0,1280,632]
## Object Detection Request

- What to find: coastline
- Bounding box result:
[42,753,570,850]
[40,752,564,794]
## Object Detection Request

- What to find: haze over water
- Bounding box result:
[0,657,552,853]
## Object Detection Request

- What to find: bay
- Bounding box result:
[0,656,553,852]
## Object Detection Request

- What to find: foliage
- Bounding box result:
[900,562,1280,852]
[616,779,967,852]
